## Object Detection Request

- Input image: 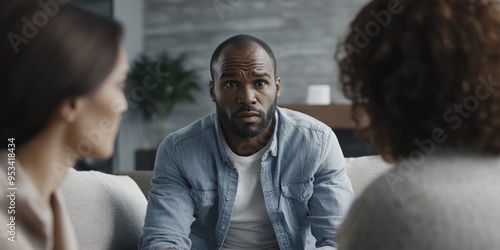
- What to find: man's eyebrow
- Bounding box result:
[253,72,272,78]
[220,72,238,79]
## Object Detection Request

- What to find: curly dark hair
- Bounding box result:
[336,0,500,160]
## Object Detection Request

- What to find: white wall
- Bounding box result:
[113,0,143,63]
[113,0,144,172]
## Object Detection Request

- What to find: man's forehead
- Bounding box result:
[214,44,273,73]
[218,44,272,64]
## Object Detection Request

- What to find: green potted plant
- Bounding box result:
[126,52,201,170]
[127,52,200,120]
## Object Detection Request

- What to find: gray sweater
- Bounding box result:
[337,153,500,250]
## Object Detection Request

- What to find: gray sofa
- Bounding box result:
[61,155,392,250]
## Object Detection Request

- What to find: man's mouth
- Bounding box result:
[236,111,260,123]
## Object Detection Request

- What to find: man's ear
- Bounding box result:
[275,76,281,97]
[209,80,216,102]
[58,97,84,123]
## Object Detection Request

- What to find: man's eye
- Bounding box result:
[255,80,266,87]
[224,82,237,88]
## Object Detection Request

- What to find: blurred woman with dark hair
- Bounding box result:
[336,0,500,249]
[0,1,128,249]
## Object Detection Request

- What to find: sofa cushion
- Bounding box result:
[345,155,393,196]
[118,171,154,199]
[61,168,147,250]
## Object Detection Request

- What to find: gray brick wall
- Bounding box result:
[144,0,369,128]
[118,0,369,171]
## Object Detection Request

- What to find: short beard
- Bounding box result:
[216,99,277,138]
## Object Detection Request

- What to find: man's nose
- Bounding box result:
[237,86,257,105]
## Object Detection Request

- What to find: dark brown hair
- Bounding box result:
[0,0,123,148]
[336,0,500,159]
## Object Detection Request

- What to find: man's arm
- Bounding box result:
[140,137,195,250]
[309,129,355,249]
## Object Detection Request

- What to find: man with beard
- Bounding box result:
[140,34,354,250]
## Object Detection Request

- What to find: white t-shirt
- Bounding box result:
[220,140,279,250]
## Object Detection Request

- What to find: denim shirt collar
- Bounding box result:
[213,107,280,163]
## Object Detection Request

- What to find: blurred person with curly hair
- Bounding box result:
[336,0,500,249]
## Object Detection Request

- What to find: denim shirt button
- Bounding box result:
[221,225,225,229]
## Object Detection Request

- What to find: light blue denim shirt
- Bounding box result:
[140,107,354,250]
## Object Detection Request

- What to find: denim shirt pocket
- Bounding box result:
[281,180,314,230]
[190,189,218,225]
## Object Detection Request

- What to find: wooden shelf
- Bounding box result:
[280,104,355,129]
